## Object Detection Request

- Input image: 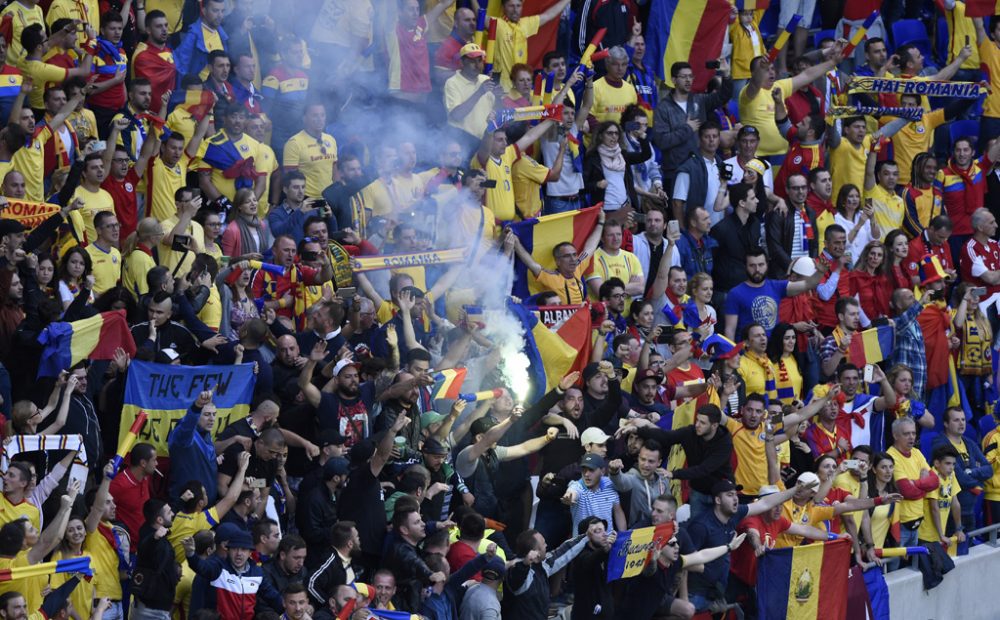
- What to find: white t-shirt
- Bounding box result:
[603,166,628,209]
[540,134,583,197]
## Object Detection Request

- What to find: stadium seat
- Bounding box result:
[892,19,934,61]
[949,119,980,150]
[813,29,835,48]
[759,3,780,39]
[936,17,949,66]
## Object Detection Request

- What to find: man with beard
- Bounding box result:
[300,350,376,448]
[597,278,628,338]
[630,369,671,421]
[374,371,425,459]
[132,9,177,101]
[308,522,362,606]
[133,499,177,619]
[570,517,618,620]
[297,457,350,567]
[724,249,820,340]
[832,364,896,453]
[421,437,473,522]
[767,173,819,278]
[111,78,157,162]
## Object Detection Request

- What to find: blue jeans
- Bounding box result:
[900,523,920,570]
[544,195,582,215]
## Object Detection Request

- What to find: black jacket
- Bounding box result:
[297,483,338,565]
[134,527,179,610]
[583,137,652,208]
[259,561,310,613]
[307,549,363,607]
[766,205,819,278]
[637,424,734,495]
[383,538,435,612]
[709,211,765,292]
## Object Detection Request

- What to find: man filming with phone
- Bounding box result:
[268,170,335,244]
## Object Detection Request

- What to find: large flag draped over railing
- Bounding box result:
[757,539,851,619]
[646,0,731,90]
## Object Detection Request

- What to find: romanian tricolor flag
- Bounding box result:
[646,0,732,90]
[508,206,601,298]
[371,611,422,620]
[767,14,802,62]
[965,0,1000,17]
[606,522,675,581]
[847,325,894,367]
[177,89,216,122]
[757,539,851,620]
[736,0,770,8]
[109,411,148,478]
[432,368,467,401]
[842,11,879,56]
[507,300,583,402]
[0,556,93,581]
[36,310,137,378]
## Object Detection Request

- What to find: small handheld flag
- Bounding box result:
[248,260,286,277]
[0,556,93,581]
[842,11,879,57]
[458,389,505,402]
[580,28,607,68]
[767,14,802,63]
[542,72,555,105]
[432,368,467,401]
[532,72,544,105]
[109,411,148,479]
[874,546,928,558]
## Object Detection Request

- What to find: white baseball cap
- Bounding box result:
[790,257,817,277]
[580,427,611,446]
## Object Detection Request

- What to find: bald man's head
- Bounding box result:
[2,171,25,199]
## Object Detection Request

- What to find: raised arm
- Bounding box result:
[782,385,838,428]
[298,342,327,408]
[538,0,571,25]
[31,480,81,564]
[503,427,558,460]
[213,451,250,518]
[371,413,412,477]
[508,231,543,276]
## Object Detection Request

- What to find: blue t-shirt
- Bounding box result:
[724,279,790,337]
[686,503,750,597]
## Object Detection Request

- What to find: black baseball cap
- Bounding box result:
[711,479,743,496]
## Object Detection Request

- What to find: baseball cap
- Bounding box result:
[421,437,449,456]
[0,219,25,236]
[580,453,607,470]
[481,556,507,580]
[790,256,817,277]
[580,427,610,447]
[332,359,361,377]
[796,472,820,488]
[318,429,347,448]
[582,362,602,383]
[737,125,760,139]
[323,457,350,480]
[460,43,486,58]
[226,530,254,550]
[758,485,781,497]
[745,158,767,177]
[420,410,447,429]
[215,523,244,546]
[633,368,660,385]
[710,479,743,496]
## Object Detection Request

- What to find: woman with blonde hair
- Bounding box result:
[849,240,892,320]
[686,272,717,338]
[121,217,164,301]
[884,364,934,431]
[221,189,274,257]
[833,184,879,261]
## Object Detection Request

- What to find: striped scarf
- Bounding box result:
[1,435,89,486]
[744,349,777,403]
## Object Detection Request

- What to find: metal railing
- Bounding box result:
[965,522,1000,547]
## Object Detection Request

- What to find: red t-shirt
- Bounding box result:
[445,540,482,581]
[101,167,140,240]
[959,237,1000,298]
[433,34,465,71]
[732,514,792,585]
[390,16,431,94]
[108,468,150,543]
